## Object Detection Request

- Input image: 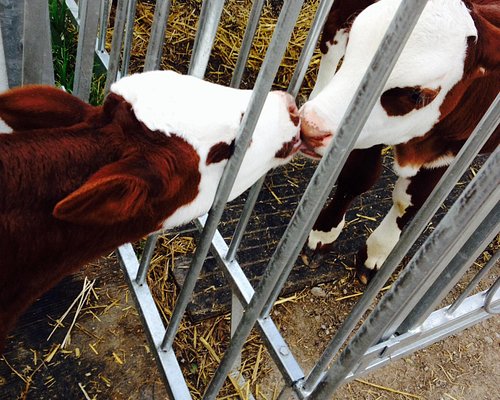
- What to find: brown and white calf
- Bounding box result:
[300,0,499,283]
[0,70,301,352]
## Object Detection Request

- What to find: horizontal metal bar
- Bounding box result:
[397,207,500,333]
[349,289,499,381]
[117,244,192,400]
[448,250,500,314]
[195,216,305,385]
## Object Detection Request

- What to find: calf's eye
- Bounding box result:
[381,86,441,116]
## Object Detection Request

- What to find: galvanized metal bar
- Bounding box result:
[397,208,499,333]
[301,89,500,395]
[347,289,499,382]
[227,0,333,260]
[484,276,500,314]
[73,0,100,101]
[104,0,129,94]
[0,0,23,88]
[135,232,160,285]
[230,0,265,88]
[117,244,193,400]
[448,250,500,314]
[143,0,172,72]
[226,175,265,262]
[97,0,111,51]
[309,148,499,399]
[188,0,225,79]
[162,1,305,358]
[288,0,334,98]
[120,0,138,75]
[65,0,112,72]
[22,0,54,85]
[202,0,428,396]
[0,19,8,91]
[195,216,305,385]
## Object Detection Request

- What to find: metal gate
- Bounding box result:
[1,0,498,399]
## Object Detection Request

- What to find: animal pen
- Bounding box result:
[0,0,498,399]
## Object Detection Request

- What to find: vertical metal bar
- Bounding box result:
[0,0,23,88]
[143,0,172,72]
[188,0,225,79]
[396,207,499,333]
[309,149,499,399]
[202,0,428,397]
[97,0,111,51]
[135,232,160,285]
[288,0,334,98]
[73,0,100,101]
[227,0,335,261]
[230,0,265,88]
[120,0,138,76]
[448,250,500,314]
[300,92,500,394]
[104,0,129,95]
[226,175,265,262]
[22,0,54,85]
[0,19,8,91]
[161,0,305,370]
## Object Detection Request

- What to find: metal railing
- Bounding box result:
[1,0,498,399]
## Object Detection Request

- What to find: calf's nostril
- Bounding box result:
[288,104,300,127]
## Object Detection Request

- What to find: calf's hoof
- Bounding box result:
[355,246,377,285]
[301,242,331,269]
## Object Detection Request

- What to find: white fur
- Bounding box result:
[0,118,12,133]
[307,217,346,250]
[111,71,300,229]
[365,177,412,270]
[310,29,348,100]
[301,0,477,151]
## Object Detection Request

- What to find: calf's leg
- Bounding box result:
[306,145,383,266]
[356,165,447,284]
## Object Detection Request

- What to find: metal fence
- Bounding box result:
[1,0,498,399]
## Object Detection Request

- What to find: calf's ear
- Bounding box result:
[53,163,150,225]
[0,85,95,131]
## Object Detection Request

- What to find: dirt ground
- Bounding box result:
[1,253,498,400]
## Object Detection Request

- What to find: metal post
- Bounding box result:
[135,233,160,285]
[22,0,54,85]
[309,148,499,399]
[230,0,265,88]
[97,0,111,51]
[188,0,225,79]
[73,0,100,101]
[161,1,305,358]
[300,92,500,395]
[120,0,138,75]
[0,0,23,88]
[143,0,172,72]
[104,0,129,94]
[202,1,430,398]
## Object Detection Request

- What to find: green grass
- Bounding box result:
[48,0,105,105]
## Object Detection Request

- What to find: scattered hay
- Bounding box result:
[111,0,321,98]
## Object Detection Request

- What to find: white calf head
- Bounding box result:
[110,71,301,228]
[300,0,498,157]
